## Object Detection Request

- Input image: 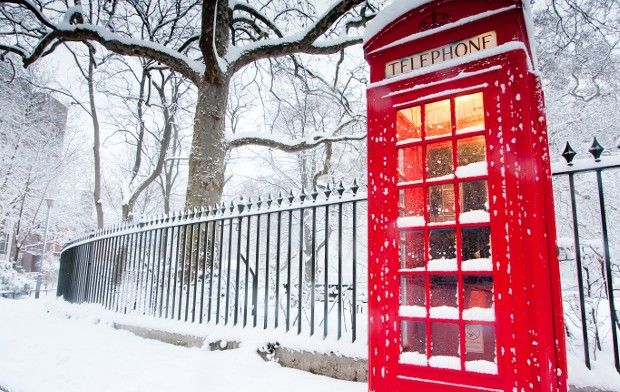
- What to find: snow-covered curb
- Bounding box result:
[42,297,367,360]
[36,298,620,391]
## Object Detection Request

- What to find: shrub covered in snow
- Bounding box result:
[0,261,36,297]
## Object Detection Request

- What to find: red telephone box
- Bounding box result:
[364,1,567,391]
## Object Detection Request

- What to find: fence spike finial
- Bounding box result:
[230,200,235,213]
[562,142,577,165]
[277,192,284,206]
[266,193,273,208]
[238,196,245,213]
[324,183,332,199]
[589,137,604,162]
[220,202,227,214]
[351,178,360,195]
[299,187,307,203]
[257,195,263,209]
[246,197,253,211]
[288,190,295,204]
[336,180,345,198]
[311,187,319,201]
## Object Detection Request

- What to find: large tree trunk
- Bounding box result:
[185,79,230,208]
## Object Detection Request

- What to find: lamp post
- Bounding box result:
[42,198,55,258]
[35,198,54,298]
[4,218,15,265]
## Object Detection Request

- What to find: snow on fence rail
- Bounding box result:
[58,138,620,373]
[58,180,368,344]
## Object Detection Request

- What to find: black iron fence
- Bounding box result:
[57,181,367,342]
[552,138,620,374]
[57,139,620,373]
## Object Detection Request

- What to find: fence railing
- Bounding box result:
[57,138,620,374]
[58,180,367,343]
[551,138,620,374]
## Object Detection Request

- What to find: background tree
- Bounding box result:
[39,44,107,228]
[534,0,620,149]
[98,57,193,221]
[533,0,620,363]
[0,63,90,266]
[0,0,376,208]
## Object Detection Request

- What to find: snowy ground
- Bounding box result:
[0,298,365,392]
[1,297,619,392]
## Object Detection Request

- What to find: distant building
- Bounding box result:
[0,62,68,272]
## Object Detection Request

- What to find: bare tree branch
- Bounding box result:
[0,0,203,83]
[229,0,365,73]
[226,131,366,153]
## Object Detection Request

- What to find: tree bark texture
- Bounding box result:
[185,79,230,208]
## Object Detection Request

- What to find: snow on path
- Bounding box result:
[0,299,366,392]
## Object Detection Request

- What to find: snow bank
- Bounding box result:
[0,261,36,296]
[39,297,368,359]
[455,162,488,178]
[427,257,457,271]
[567,349,620,391]
[459,210,490,224]
[0,298,366,392]
[367,5,518,53]
[397,215,425,228]
[429,306,459,319]
[3,298,618,391]
[429,355,460,370]
[462,307,495,322]
[461,258,493,272]
[399,305,425,318]
[399,351,427,366]
[465,360,497,374]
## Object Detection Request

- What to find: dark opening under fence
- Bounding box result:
[57,138,620,373]
[57,180,368,343]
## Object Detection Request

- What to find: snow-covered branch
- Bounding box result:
[228,0,367,73]
[199,0,220,79]
[0,0,203,83]
[232,3,283,38]
[226,131,366,153]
